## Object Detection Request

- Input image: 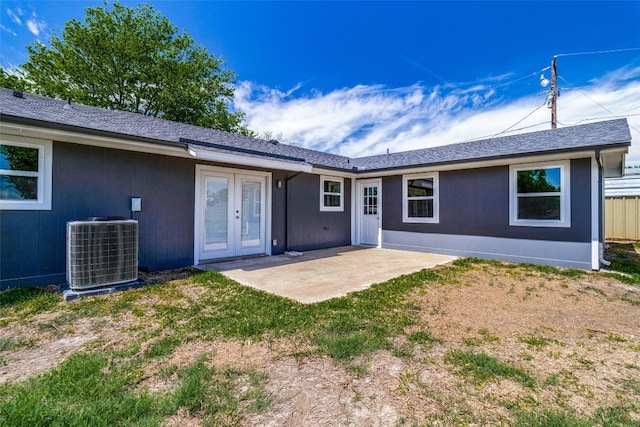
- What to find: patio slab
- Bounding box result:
[198,246,457,303]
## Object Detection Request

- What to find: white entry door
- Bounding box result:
[358,179,381,246]
[196,167,269,262]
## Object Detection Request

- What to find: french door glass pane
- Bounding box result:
[241,181,261,245]
[205,177,228,248]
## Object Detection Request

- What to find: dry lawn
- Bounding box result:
[1,250,640,426]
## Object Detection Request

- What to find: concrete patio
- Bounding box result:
[199,246,457,303]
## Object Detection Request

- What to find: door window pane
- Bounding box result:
[241,181,261,246]
[363,186,378,215]
[205,177,228,249]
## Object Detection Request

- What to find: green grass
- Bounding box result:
[519,335,562,351]
[0,287,60,322]
[2,252,640,425]
[607,242,640,285]
[514,405,638,427]
[0,351,270,427]
[444,349,536,388]
[144,336,182,359]
[0,337,33,352]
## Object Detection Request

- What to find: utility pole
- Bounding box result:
[550,57,558,129]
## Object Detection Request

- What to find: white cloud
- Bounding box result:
[0,24,16,36]
[26,12,47,36]
[6,7,23,25]
[235,67,640,166]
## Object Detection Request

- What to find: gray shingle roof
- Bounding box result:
[0,88,352,170]
[0,88,631,173]
[352,119,632,171]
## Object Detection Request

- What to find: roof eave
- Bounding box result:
[0,113,185,150]
[355,143,631,176]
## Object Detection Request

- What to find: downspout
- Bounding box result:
[594,149,611,267]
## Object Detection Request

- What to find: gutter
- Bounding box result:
[594,148,611,268]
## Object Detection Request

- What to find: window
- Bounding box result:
[509,161,570,227]
[0,136,52,210]
[320,176,343,211]
[403,172,439,223]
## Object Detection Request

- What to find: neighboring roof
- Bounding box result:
[605,170,640,197]
[0,88,632,173]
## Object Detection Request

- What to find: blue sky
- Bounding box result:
[1,1,640,165]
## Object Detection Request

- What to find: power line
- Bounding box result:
[557,75,619,116]
[555,47,640,58]
[543,48,640,129]
[557,74,640,135]
[488,66,551,90]
[489,101,547,139]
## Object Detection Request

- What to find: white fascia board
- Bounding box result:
[354,149,610,178]
[1,122,189,158]
[310,166,357,178]
[2,122,314,172]
[601,150,627,178]
[188,146,312,173]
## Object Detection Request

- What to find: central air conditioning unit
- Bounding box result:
[67,217,138,290]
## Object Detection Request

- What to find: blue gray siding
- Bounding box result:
[382,158,592,242]
[286,174,351,251]
[1,142,355,289]
[1,141,196,288]
[270,170,288,255]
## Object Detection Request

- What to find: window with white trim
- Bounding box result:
[0,136,52,210]
[403,172,439,223]
[320,176,343,211]
[509,161,570,227]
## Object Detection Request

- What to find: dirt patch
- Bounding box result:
[1,260,639,424]
[413,269,640,342]
[0,334,96,383]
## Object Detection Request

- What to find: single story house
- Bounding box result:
[0,88,632,289]
[605,170,640,240]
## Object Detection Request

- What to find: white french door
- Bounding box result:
[196,166,269,262]
[358,179,381,246]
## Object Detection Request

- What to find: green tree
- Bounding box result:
[22,2,253,136]
[0,68,31,92]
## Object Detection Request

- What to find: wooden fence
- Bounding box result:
[605,196,640,240]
